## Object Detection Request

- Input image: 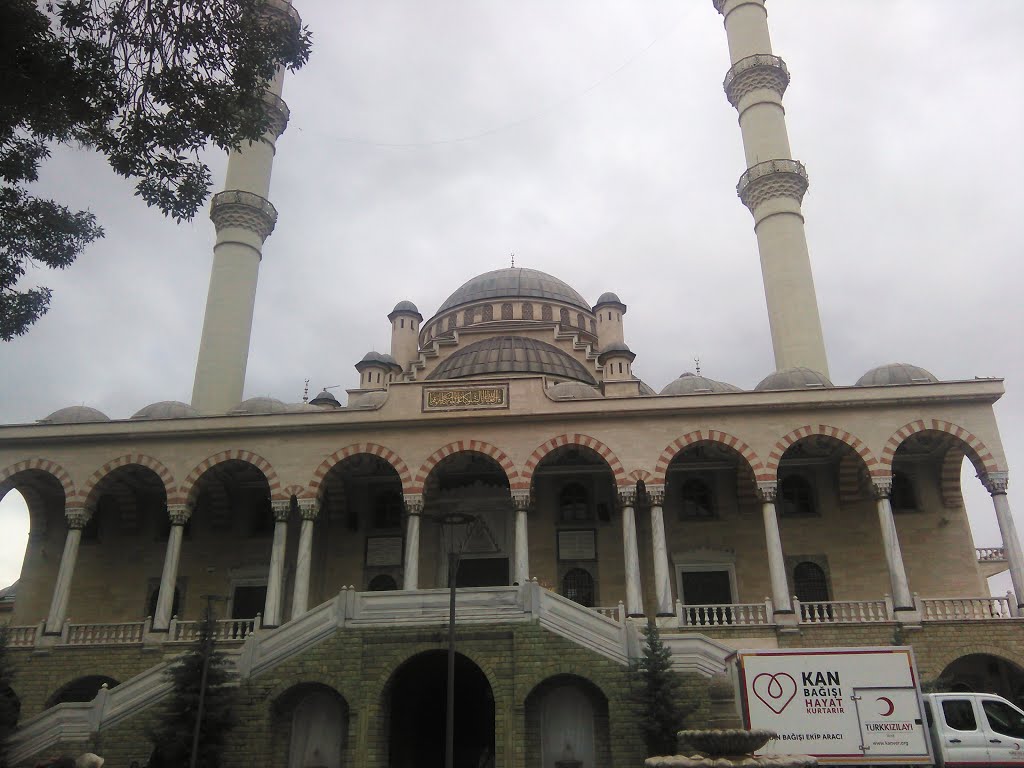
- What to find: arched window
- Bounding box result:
[780,475,816,517]
[541,304,553,321]
[562,568,595,607]
[793,561,830,602]
[367,574,398,591]
[501,303,513,320]
[576,312,585,328]
[464,308,475,326]
[680,477,715,519]
[589,319,596,334]
[559,483,591,522]
[522,303,534,320]
[373,490,403,529]
[559,307,570,325]
[482,304,493,322]
[892,471,917,512]
[447,315,456,331]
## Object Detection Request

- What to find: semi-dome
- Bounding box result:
[660,372,743,395]
[41,405,110,424]
[130,401,199,420]
[856,363,938,386]
[594,291,623,306]
[426,335,598,385]
[549,381,604,400]
[436,268,590,314]
[755,367,834,391]
[228,397,289,415]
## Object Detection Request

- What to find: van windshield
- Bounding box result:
[983,699,1024,738]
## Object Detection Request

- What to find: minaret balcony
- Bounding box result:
[209,189,279,240]
[736,158,809,211]
[723,54,790,107]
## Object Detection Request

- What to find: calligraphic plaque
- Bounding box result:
[365,536,403,567]
[423,384,509,412]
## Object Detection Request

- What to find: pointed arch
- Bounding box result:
[881,419,1000,476]
[0,458,76,503]
[309,443,412,498]
[180,449,281,504]
[766,425,880,480]
[521,434,625,490]
[651,429,763,485]
[80,454,176,507]
[410,440,518,494]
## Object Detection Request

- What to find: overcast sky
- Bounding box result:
[1,1,1022,597]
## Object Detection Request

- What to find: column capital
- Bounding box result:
[270,499,291,522]
[982,471,1009,496]
[510,490,532,512]
[297,498,320,521]
[872,476,894,500]
[404,494,424,515]
[756,481,778,504]
[646,484,666,507]
[618,489,636,508]
[65,507,90,529]
[167,504,192,526]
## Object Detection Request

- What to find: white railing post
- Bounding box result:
[1009,592,1019,618]
[792,596,802,624]
[884,594,894,621]
[765,596,774,624]
[675,598,684,625]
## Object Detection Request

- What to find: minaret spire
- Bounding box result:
[713,0,829,376]
[190,2,300,414]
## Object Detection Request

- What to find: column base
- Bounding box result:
[894,606,922,626]
[774,610,799,630]
[627,613,646,619]
[655,612,674,617]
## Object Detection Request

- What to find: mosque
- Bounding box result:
[1,1,1023,767]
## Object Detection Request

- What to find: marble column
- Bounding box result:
[511,491,531,585]
[263,499,291,627]
[757,482,792,613]
[153,504,191,631]
[983,472,1024,609]
[290,499,319,619]
[873,477,913,609]
[45,507,89,634]
[619,490,644,616]
[647,486,674,616]
[403,494,423,590]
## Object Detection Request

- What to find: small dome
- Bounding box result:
[228,397,289,415]
[288,402,323,412]
[41,405,110,424]
[352,390,388,408]
[426,335,597,385]
[436,267,590,314]
[636,379,656,396]
[130,400,199,420]
[755,367,834,392]
[379,353,399,367]
[392,300,419,314]
[549,381,604,400]
[660,372,743,395]
[856,363,938,386]
[308,389,341,408]
[360,351,387,364]
[594,291,623,306]
[600,341,632,354]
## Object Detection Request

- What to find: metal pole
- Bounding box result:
[190,594,224,768]
[446,550,457,768]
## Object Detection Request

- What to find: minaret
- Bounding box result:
[190,3,299,414]
[388,301,423,373]
[713,0,829,376]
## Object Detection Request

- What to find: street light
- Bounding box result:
[415,509,486,768]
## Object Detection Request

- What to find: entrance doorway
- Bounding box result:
[388,651,495,768]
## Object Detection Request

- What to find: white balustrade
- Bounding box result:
[171,615,260,642]
[677,602,771,627]
[795,598,891,624]
[5,625,39,647]
[66,621,145,645]
[593,604,622,622]
[976,547,1007,562]
[920,596,1016,621]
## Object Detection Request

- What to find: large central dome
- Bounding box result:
[436,267,591,314]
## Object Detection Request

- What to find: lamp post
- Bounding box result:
[415,509,481,768]
[190,594,227,768]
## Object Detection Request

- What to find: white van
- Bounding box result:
[922,692,1024,766]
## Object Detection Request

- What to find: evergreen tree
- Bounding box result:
[0,627,19,768]
[630,620,690,757]
[148,604,237,768]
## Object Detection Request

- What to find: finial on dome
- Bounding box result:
[694,356,701,376]
[302,378,309,403]
[510,252,515,268]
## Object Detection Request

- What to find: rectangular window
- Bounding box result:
[231,584,267,619]
[680,570,732,604]
[942,699,978,731]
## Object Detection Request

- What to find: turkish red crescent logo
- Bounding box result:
[877,697,895,717]
[752,672,798,714]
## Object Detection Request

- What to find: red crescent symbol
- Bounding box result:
[877,696,895,717]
